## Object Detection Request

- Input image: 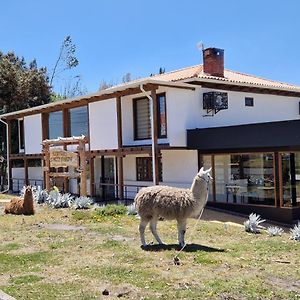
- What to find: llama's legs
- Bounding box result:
[139,218,149,247]
[150,218,164,245]
[177,219,187,247]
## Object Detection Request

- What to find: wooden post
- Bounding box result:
[116,96,124,199]
[7,120,12,189]
[273,152,279,207]
[24,158,28,185]
[78,140,87,196]
[151,89,160,185]
[63,109,69,192]
[90,156,95,196]
[44,144,51,191]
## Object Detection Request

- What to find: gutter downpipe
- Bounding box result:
[0,117,10,193]
[139,84,157,186]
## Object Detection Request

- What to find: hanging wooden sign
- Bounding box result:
[49,150,78,168]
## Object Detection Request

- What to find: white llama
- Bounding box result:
[134,167,212,247]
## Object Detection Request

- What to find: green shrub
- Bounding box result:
[95,204,127,217]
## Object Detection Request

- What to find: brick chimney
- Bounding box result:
[203,47,224,77]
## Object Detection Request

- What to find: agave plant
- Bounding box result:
[47,190,74,208]
[127,203,137,215]
[267,226,284,237]
[244,213,266,233]
[74,196,93,209]
[34,186,49,204]
[290,222,300,242]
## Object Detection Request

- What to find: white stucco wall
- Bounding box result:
[89,99,118,150]
[12,168,25,179]
[198,88,300,129]
[166,88,200,147]
[24,114,42,154]
[161,150,198,188]
[28,167,43,180]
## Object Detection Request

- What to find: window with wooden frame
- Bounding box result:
[48,111,63,139]
[136,157,162,182]
[68,106,89,137]
[133,93,167,140]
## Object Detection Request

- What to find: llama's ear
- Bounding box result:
[206,167,212,174]
[199,167,204,173]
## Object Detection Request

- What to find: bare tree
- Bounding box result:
[49,36,79,87]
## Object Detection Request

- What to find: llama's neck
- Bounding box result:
[190,176,208,204]
[23,192,33,205]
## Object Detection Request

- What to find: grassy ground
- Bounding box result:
[0,200,299,300]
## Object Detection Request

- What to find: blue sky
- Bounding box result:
[1,0,300,93]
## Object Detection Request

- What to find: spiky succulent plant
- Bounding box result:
[47,190,74,208]
[267,226,284,237]
[34,186,49,204]
[290,222,300,242]
[244,213,266,233]
[74,196,93,209]
[127,203,137,215]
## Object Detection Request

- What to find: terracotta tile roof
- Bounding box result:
[151,64,300,91]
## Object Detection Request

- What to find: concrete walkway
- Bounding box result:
[0,290,16,300]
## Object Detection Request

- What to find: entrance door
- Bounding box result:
[102,157,115,199]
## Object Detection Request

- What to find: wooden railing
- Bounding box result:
[11,178,44,193]
[92,182,147,201]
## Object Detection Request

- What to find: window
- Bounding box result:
[18,119,25,152]
[69,106,89,137]
[136,157,162,181]
[157,93,167,138]
[48,111,63,139]
[28,159,42,167]
[204,152,275,206]
[134,98,151,140]
[245,97,254,107]
[133,93,167,140]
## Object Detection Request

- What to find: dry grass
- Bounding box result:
[0,200,299,300]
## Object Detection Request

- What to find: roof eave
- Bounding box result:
[183,77,300,94]
[0,79,197,119]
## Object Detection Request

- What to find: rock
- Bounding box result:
[102,289,109,296]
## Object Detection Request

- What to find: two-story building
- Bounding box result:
[1,47,300,223]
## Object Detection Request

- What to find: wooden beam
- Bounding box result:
[151,89,160,185]
[48,172,80,178]
[41,113,49,141]
[78,140,87,196]
[62,108,69,192]
[44,144,50,191]
[90,157,95,196]
[274,152,279,207]
[24,158,28,185]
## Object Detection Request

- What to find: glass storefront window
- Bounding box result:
[202,155,213,201]
[281,152,300,207]
[211,153,275,205]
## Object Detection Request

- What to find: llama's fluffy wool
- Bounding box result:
[134,167,212,247]
[135,186,202,220]
[4,186,34,215]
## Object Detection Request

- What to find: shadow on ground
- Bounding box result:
[141,243,225,253]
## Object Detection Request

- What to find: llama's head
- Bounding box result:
[24,186,33,197]
[197,167,213,183]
